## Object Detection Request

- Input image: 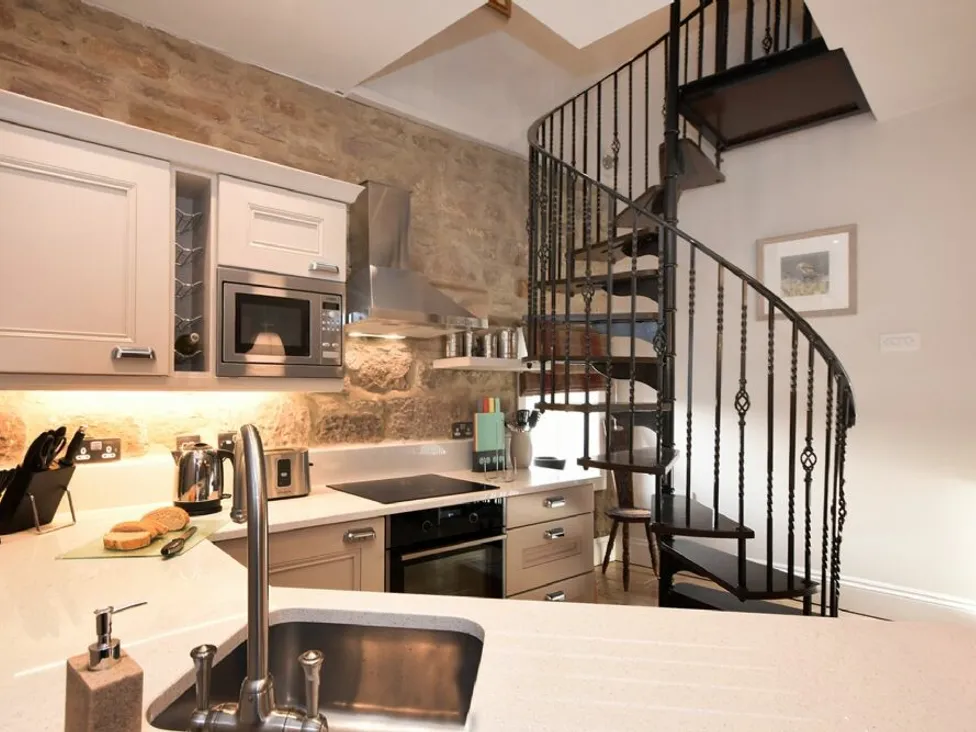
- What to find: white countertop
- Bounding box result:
[1,467,975,731]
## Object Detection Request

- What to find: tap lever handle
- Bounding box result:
[190,644,217,712]
[298,649,324,719]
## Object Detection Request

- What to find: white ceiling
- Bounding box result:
[84,0,484,93]
[517,0,671,48]
[808,0,976,121]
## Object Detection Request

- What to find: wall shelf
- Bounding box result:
[432,357,529,372]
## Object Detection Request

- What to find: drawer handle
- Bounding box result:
[343,528,376,543]
[544,527,566,540]
[544,497,567,509]
[309,261,340,275]
[112,346,156,360]
[545,590,566,602]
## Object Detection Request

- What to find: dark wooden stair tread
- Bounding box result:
[541,270,660,299]
[662,538,816,601]
[573,228,659,262]
[649,494,754,539]
[539,401,670,414]
[678,38,870,150]
[668,583,806,615]
[578,447,679,475]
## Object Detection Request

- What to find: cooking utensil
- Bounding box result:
[23,429,60,472]
[161,525,198,559]
[59,426,87,468]
[47,426,67,468]
[175,443,233,516]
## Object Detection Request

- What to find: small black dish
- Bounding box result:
[534,456,566,470]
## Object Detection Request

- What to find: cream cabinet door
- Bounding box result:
[0,122,171,375]
[216,520,385,592]
[217,175,347,281]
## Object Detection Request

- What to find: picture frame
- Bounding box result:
[486,0,512,18]
[756,224,857,319]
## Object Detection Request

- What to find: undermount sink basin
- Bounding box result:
[150,621,484,732]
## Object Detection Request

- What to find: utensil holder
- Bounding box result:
[0,466,77,535]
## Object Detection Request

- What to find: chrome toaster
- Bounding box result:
[263,448,311,500]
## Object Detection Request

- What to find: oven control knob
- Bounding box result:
[421,520,433,533]
[468,512,479,524]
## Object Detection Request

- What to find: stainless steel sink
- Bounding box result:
[151,621,484,732]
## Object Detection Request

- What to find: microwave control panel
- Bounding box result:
[321,295,343,364]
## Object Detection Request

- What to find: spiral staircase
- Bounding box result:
[525,0,866,616]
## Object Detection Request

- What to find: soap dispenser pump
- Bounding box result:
[65,601,146,732]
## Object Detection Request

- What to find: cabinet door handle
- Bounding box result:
[309,261,340,275]
[544,590,566,602]
[544,527,565,540]
[112,346,156,360]
[544,497,566,509]
[343,528,376,543]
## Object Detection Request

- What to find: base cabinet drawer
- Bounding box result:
[505,513,594,596]
[509,572,595,603]
[506,483,594,529]
[215,520,384,592]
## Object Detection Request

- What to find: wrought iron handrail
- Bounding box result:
[524,0,854,427]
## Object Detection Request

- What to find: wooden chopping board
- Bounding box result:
[58,517,227,559]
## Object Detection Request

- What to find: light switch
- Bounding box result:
[880,332,921,353]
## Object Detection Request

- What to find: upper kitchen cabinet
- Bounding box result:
[217,176,347,282]
[0,122,171,376]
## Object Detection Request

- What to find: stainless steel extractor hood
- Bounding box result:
[346,181,487,339]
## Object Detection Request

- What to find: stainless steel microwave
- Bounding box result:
[216,266,344,378]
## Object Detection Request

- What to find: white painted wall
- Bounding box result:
[675,94,976,619]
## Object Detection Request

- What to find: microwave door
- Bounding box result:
[222,282,321,368]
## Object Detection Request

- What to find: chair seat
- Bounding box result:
[606,506,653,522]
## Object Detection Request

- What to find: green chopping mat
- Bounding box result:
[58,517,227,559]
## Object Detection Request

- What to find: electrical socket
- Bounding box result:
[75,437,121,463]
[175,434,201,451]
[880,332,921,353]
[452,422,474,439]
[217,432,236,452]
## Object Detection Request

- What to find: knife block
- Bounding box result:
[0,465,76,535]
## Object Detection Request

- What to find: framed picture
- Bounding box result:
[486,0,512,17]
[756,224,857,318]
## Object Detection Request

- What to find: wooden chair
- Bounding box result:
[600,418,659,591]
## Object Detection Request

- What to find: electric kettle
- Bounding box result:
[174,442,233,516]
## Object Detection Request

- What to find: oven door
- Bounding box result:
[388,534,505,599]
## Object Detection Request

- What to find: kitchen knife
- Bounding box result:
[58,426,87,468]
[160,525,198,559]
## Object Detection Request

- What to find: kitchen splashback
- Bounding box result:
[0,340,514,467]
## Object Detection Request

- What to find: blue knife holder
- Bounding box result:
[0,465,77,535]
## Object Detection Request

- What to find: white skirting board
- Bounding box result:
[593,535,619,566]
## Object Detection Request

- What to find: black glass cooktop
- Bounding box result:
[329,474,491,504]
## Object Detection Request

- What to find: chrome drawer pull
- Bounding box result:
[343,528,376,543]
[544,497,567,509]
[309,261,340,275]
[545,590,566,602]
[112,346,156,360]
[544,527,566,540]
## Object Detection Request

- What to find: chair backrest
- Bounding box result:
[605,417,635,508]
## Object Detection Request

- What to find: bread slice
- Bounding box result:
[103,530,151,551]
[141,506,190,532]
[110,520,165,538]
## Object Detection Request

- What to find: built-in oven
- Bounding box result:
[386,499,505,599]
[217,266,344,378]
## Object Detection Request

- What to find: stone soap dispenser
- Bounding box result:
[65,601,146,732]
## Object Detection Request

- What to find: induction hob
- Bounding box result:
[328,474,491,504]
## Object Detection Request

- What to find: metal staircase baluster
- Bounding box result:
[685,248,696,528]
[802,3,814,42]
[560,107,570,405]
[549,123,559,407]
[832,388,850,616]
[745,0,755,62]
[767,305,775,592]
[715,0,729,73]
[735,280,750,586]
[790,322,800,607]
[712,264,725,528]
[785,0,793,48]
[774,0,783,53]
[822,368,835,614]
[763,0,773,55]
[628,65,637,462]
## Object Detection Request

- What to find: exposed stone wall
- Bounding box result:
[0,0,527,465]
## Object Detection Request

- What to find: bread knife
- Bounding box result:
[161,525,198,558]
